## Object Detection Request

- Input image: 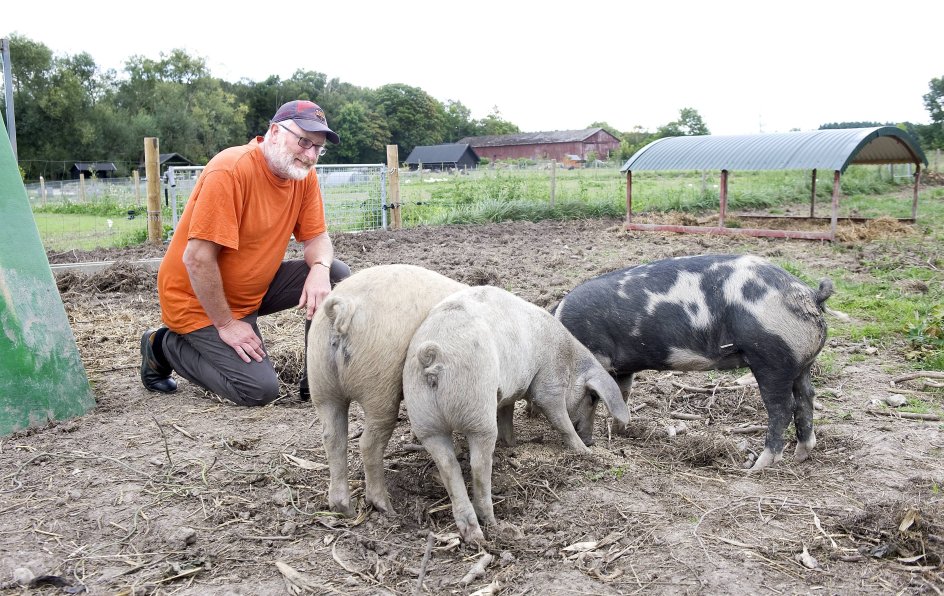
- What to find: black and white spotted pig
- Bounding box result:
[551,254,835,471]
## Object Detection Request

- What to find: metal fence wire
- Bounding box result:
[24,163,388,252]
[166,164,387,233]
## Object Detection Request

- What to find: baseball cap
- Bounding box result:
[271,100,340,145]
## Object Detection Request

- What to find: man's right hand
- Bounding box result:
[218,319,266,363]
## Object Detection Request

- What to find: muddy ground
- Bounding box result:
[2,213,943,595]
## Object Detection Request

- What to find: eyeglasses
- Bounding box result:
[278,123,327,157]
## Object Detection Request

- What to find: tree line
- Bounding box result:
[2,35,527,180]
[2,34,942,181]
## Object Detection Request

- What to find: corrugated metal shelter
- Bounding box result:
[620,127,928,241]
[404,143,479,171]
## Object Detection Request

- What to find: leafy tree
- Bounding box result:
[656,107,710,138]
[4,35,118,179]
[818,121,888,129]
[113,49,247,163]
[588,121,621,139]
[920,76,944,148]
[373,83,446,154]
[3,34,532,177]
[4,33,53,95]
[443,100,477,141]
[619,125,656,160]
[476,106,519,136]
[331,100,389,163]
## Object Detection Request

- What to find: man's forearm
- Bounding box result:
[186,258,234,328]
[303,233,333,269]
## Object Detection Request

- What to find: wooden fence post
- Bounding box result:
[78,173,86,203]
[386,144,401,230]
[39,175,46,206]
[133,169,141,206]
[144,137,162,245]
[549,160,556,208]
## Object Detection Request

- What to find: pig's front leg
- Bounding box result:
[534,394,592,454]
[496,400,516,447]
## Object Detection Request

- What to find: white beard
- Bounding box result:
[266,141,314,180]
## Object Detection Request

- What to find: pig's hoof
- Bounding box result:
[329,500,354,517]
[794,436,816,463]
[459,522,486,546]
[367,496,396,516]
[497,437,517,448]
[747,448,783,472]
[567,439,593,454]
[456,511,485,545]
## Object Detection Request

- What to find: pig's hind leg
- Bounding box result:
[749,367,796,472]
[315,399,355,516]
[791,366,817,463]
[360,397,400,514]
[422,433,486,545]
[467,431,497,527]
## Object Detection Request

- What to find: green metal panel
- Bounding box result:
[0,119,95,436]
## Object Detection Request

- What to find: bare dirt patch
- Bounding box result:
[3,216,943,595]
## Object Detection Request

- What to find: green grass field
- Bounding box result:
[33,212,149,252]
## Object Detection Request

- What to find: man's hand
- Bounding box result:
[218,319,265,363]
[298,264,331,319]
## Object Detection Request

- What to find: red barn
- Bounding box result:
[459,128,620,163]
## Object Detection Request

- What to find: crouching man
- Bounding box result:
[140,100,350,405]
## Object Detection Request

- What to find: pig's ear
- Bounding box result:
[586,371,630,425]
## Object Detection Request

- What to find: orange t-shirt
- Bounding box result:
[158,138,327,334]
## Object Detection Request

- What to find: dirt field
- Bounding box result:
[3,215,943,595]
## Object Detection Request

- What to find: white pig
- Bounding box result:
[403,285,630,544]
[306,264,467,516]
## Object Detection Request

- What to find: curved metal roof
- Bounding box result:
[620,126,928,173]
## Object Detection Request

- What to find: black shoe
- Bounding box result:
[140,329,178,393]
[298,375,310,402]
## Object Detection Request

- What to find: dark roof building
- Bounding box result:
[459,128,620,163]
[404,144,479,171]
[70,162,118,179]
[137,152,196,175]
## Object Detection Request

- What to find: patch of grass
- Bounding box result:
[814,350,839,378]
[586,466,627,481]
[901,398,934,415]
[827,271,944,370]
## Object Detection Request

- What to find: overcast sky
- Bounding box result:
[5,1,942,136]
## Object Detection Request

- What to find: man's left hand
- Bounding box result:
[299,264,331,319]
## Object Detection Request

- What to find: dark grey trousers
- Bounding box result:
[161,258,350,406]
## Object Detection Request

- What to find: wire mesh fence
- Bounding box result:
[24,156,942,256]
[25,163,387,254]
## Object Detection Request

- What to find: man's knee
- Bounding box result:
[330,259,351,286]
[224,373,281,407]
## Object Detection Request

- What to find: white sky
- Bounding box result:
[5,1,942,136]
